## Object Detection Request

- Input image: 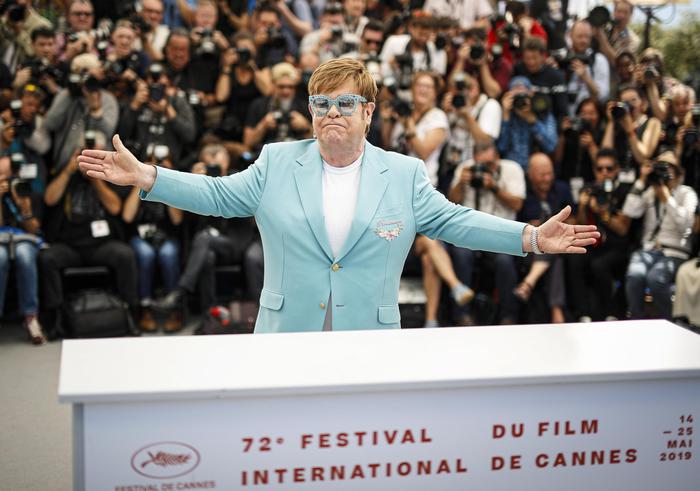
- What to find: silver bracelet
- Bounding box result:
[531,226,544,255]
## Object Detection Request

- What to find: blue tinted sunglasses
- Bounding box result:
[309,94,368,116]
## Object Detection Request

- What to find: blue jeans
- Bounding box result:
[130,237,181,302]
[0,241,39,316]
[625,249,683,319]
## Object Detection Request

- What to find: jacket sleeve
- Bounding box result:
[140,143,270,218]
[412,159,526,256]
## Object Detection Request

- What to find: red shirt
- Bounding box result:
[487,19,548,65]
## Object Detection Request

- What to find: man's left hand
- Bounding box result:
[536,206,600,254]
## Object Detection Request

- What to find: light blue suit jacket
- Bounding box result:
[142,139,527,332]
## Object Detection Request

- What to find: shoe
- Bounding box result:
[513,281,534,303]
[163,310,184,333]
[25,317,46,345]
[451,283,475,306]
[578,316,593,323]
[139,307,158,332]
[153,288,185,312]
[605,315,618,321]
[423,319,439,328]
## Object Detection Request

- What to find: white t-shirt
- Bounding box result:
[450,158,526,221]
[379,34,447,79]
[322,154,363,258]
[423,0,493,30]
[321,153,363,332]
[390,107,450,186]
[448,94,502,163]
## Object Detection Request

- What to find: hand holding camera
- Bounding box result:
[130,79,149,110]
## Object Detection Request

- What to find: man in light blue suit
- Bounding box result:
[78,59,599,333]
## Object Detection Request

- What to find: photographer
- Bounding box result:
[251,2,290,68]
[566,148,632,322]
[635,48,678,123]
[344,0,370,38]
[487,1,547,65]
[300,2,353,63]
[214,0,249,37]
[122,146,184,332]
[555,98,606,184]
[0,152,45,344]
[101,20,149,102]
[497,76,557,170]
[601,84,661,169]
[512,36,567,121]
[0,0,52,71]
[58,0,97,63]
[13,27,66,105]
[440,72,501,178]
[132,0,170,61]
[447,140,525,325]
[622,152,698,320]
[215,32,273,145]
[380,12,447,83]
[612,50,635,95]
[188,1,228,104]
[592,0,640,67]
[561,20,610,113]
[118,63,196,166]
[36,53,118,172]
[451,27,510,99]
[385,71,448,186]
[154,144,263,313]
[39,131,138,337]
[661,84,695,156]
[243,62,312,153]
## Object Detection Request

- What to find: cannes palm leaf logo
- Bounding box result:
[141,451,192,468]
[131,442,201,479]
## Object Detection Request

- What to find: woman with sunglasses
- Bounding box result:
[79,58,599,333]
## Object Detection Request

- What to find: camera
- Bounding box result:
[25,57,61,82]
[149,83,165,102]
[434,33,447,51]
[148,63,164,80]
[392,98,412,118]
[9,153,32,198]
[84,130,96,149]
[3,0,26,23]
[559,51,593,74]
[330,25,343,41]
[469,44,485,61]
[395,52,413,90]
[587,6,612,29]
[644,65,660,81]
[236,47,251,65]
[611,101,630,121]
[682,105,700,148]
[105,52,140,80]
[588,179,614,206]
[513,92,530,110]
[470,163,491,190]
[271,111,293,142]
[647,161,672,186]
[492,12,522,51]
[130,13,152,35]
[266,27,287,49]
[67,72,101,97]
[566,116,593,138]
[195,28,217,58]
[205,163,222,177]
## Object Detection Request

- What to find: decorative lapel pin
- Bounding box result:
[374,219,404,242]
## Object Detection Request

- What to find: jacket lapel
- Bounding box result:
[294,141,334,262]
[336,142,388,261]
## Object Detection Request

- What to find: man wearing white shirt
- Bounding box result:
[379,14,447,81]
[423,0,492,31]
[447,140,526,324]
[564,20,610,115]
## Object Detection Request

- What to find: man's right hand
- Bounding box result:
[78,134,157,191]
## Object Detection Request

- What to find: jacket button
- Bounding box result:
[331,263,340,272]
[319,302,325,309]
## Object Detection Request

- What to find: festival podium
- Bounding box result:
[58,320,700,491]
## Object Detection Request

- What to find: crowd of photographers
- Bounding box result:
[1,0,699,344]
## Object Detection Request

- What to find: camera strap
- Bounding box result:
[649,197,666,247]
[404,39,431,72]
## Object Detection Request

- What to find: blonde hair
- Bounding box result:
[308,58,377,103]
[271,62,298,83]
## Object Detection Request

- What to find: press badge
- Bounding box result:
[137,224,156,239]
[569,177,584,203]
[91,220,110,238]
[19,163,38,180]
[619,168,636,184]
